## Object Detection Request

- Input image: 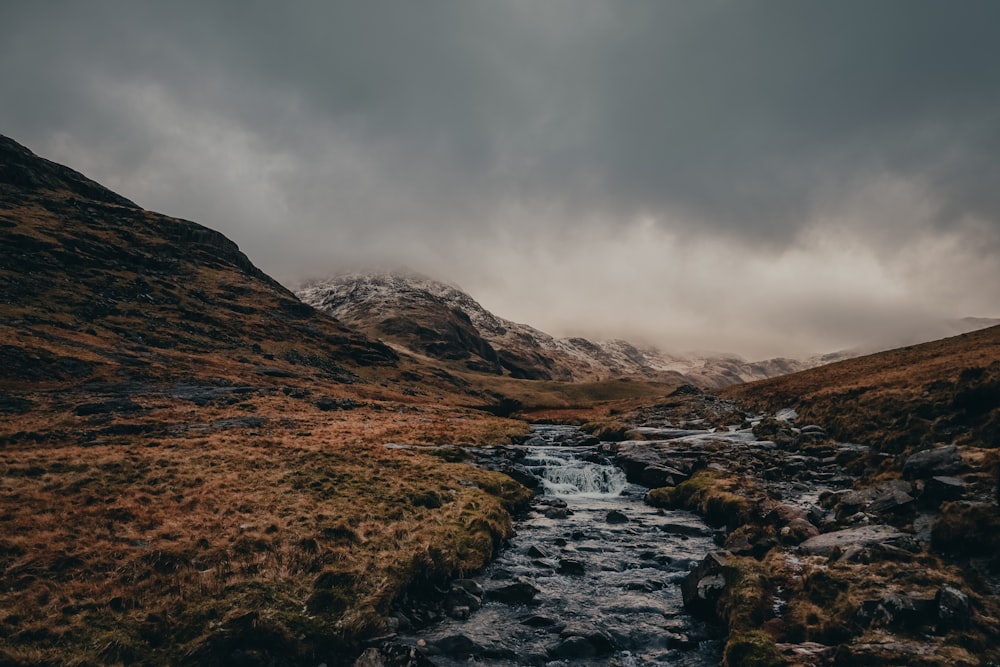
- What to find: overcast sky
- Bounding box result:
[3,1,999,358]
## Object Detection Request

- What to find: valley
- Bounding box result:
[2,135,999,666]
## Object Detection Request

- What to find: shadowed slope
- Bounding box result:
[0,135,533,666]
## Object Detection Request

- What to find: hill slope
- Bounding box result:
[0,135,535,666]
[723,324,1000,456]
[298,271,812,386]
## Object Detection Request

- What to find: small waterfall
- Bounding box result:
[522,446,628,498]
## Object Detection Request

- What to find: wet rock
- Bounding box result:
[520,615,559,628]
[526,545,551,558]
[605,509,629,524]
[549,636,596,659]
[658,521,714,537]
[920,476,965,505]
[641,464,687,488]
[936,585,971,630]
[681,552,728,621]
[486,582,539,605]
[445,584,481,614]
[557,558,585,576]
[543,506,570,519]
[452,579,483,597]
[431,634,480,657]
[498,462,540,490]
[558,625,615,655]
[902,444,961,479]
[799,525,917,556]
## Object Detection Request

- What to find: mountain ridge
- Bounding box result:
[298,271,833,387]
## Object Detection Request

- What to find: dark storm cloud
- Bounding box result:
[2,1,999,355]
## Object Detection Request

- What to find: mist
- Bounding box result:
[2,1,999,358]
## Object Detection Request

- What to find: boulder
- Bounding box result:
[486,582,539,605]
[799,525,916,556]
[641,464,687,488]
[681,552,729,621]
[920,476,965,505]
[558,559,586,576]
[605,510,629,524]
[936,585,971,630]
[902,445,961,479]
[548,636,596,659]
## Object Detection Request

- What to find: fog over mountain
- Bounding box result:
[2,1,999,358]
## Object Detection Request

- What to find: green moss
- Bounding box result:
[723,630,783,667]
[647,471,752,529]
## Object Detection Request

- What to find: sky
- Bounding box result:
[2,1,999,358]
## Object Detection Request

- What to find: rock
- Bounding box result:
[936,585,971,630]
[526,545,551,558]
[856,592,936,631]
[920,476,965,505]
[835,480,915,520]
[775,408,798,421]
[498,462,540,490]
[641,464,687,488]
[605,509,629,524]
[486,582,539,605]
[543,507,570,519]
[902,445,961,479]
[681,552,728,621]
[520,615,559,628]
[780,518,820,544]
[798,525,916,556]
[445,585,481,613]
[865,487,915,516]
[557,558,586,576]
[558,625,615,654]
[452,579,483,597]
[548,636,596,659]
[315,397,356,411]
[432,634,480,657]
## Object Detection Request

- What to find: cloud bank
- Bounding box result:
[2,1,999,357]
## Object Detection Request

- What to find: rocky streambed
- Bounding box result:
[360,391,999,666]
[387,424,723,666]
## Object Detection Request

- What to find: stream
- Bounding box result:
[399,425,722,666]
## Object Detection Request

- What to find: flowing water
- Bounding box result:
[401,425,722,666]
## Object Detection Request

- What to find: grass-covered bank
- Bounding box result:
[0,392,532,666]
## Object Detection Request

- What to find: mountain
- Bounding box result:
[297,271,816,387]
[0,136,536,666]
[723,323,1000,456]
[0,134,402,394]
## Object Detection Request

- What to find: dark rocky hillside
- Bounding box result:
[0,136,534,666]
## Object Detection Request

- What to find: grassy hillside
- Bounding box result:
[722,324,1000,505]
[0,135,533,665]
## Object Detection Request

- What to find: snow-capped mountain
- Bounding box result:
[296,272,819,386]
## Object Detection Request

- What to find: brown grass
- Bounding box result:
[0,392,532,665]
